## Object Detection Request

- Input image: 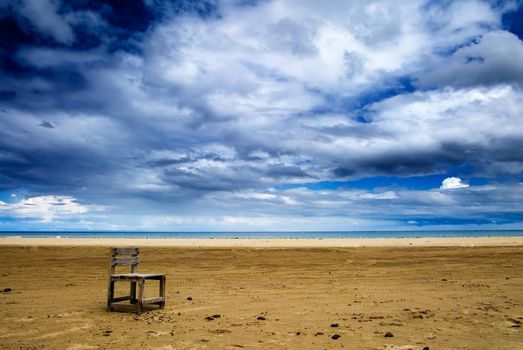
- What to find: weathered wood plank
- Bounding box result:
[107,280,115,311]
[113,295,132,303]
[160,276,166,308]
[113,247,139,255]
[111,273,164,278]
[137,279,145,313]
[112,257,139,266]
[143,297,164,305]
[130,281,137,304]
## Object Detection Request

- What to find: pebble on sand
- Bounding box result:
[384,332,394,337]
[330,323,339,327]
[331,334,341,340]
[187,296,193,301]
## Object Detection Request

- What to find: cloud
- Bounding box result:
[108,182,523,230]
[358,191,398,199]
[0,195,95,222]
[440,177,470,190]
[16,0,75,44]
[38,121,56,128]
[0,1,522,230]
[415,30,523,88]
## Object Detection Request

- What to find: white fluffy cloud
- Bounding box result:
[440,177,470,190]
[0,195,94,222]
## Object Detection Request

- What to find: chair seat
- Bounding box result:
[111,273,165,280]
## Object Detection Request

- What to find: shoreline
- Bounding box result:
[1,236,522,247]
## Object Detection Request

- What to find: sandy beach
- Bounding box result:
[1,238,522,349]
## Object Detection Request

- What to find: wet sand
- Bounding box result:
[1,240,522,349]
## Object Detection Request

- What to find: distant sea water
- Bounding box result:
[1,230,522,239]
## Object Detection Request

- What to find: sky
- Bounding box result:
[0,0,523,231]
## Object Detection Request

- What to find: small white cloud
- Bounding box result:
[440,177,469,190]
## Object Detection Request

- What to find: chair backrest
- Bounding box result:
[109,247,139,274]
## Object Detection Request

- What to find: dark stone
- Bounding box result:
[2,288,12,293]
[205,316,214,321]
[331,334,341,340]
[441,279,447,281]
[330,323,339,327]
[257,316,266,320]
[212,314,221,318]
[296,331,301,335]
[314,332,324,336]
[423,347,429,350]
[384,332,394,337]
[187,296,193,301]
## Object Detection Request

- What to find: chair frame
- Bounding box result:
[107,247,166,312]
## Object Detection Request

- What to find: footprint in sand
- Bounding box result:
[145,330,171,337]
[506,317,521,328]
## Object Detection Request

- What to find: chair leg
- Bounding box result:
[130,281,137,304]
[107,280,115,311]
[160,276,166,308]
[137,279,145,313]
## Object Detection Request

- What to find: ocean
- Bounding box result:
[1,230,522,239]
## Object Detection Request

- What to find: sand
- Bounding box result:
[1,238,522,349]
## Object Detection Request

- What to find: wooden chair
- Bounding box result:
[107,247,166,312]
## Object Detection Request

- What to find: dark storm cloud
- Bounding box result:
[0,0,220,115]
[0,130,116,192]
